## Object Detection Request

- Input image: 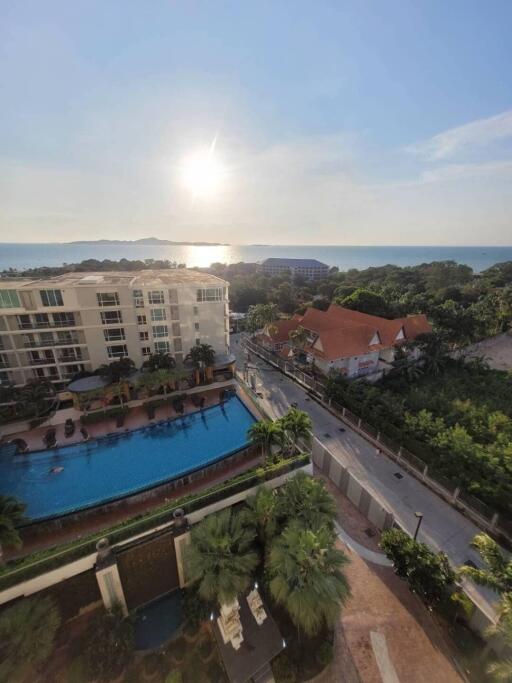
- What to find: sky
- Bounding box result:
[1,0,511,246]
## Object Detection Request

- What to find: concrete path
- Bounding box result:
[334,521,392,567]
[370,631,401,683]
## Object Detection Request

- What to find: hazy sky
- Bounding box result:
[1,1,511,245]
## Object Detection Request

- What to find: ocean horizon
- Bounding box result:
[1,242,512,274]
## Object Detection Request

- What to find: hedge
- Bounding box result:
[0,453,309,591]
[80,406,129,425]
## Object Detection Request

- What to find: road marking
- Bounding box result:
[370,631,400,683]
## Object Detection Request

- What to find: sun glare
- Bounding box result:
[180,148,226,199]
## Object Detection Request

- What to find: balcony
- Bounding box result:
[18,320,77,330]
[22,335,81,348]
[0,361,10,369]
[58,353,86,363]
[28,358,56,366]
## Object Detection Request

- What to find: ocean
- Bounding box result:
[1,243,511,274]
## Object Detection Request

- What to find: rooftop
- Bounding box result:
[0,269,228,290]
[261,257,329,268]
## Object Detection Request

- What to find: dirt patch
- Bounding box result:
[462,333,512,371]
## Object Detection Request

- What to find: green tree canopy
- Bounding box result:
[267,521,350,636]
[336,288,392,318]
[278,471,336,530]
[185,508,258,605]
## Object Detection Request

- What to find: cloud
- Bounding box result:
[408,110,512,161]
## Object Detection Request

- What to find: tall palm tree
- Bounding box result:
[279,471,337,530]
[18,380,56,418]
[267,521,350,637]
[0,495,27,564]
[248,420,284,460]
[486,612,512,682]
[0,595,61,681]
[142,352,176,372]
[458,533,512,595]
[184,508,258,605]
[186,344,216,382]
[279,408,312,454]
[240,486,279,545]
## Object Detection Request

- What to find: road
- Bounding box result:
[231,333,498,620]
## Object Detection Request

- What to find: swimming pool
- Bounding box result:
[0,396,256,522]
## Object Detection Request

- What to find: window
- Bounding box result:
[57,331,75,344]
[194,322,200,331]
[196,287,223,302]
[107,344,128,359]
[0,290,20,308]
[17,314,31,329]
[150,308,166,322]
[137,314,147,325]
[40,289,64,306]
[193,306,199,316]
[154,341,170,354]
[132,289,144,308]
[195,338,201,346]
[52,312,75,327]
[139,331,149,341]
[141,346,151,356]
[101,310,122,325]
[97,292,120,307]
[148,290,164,304]
[170,305,180,320]
[152,325,168,338]
[103,328,125,342]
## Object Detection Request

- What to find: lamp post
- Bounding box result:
[413,512,423,541]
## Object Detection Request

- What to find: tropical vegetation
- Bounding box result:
[0,595,61,682]
[247,408,312,462]
[0,494,27,563]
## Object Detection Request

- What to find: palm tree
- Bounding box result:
[486,613,512,681]
[18,380,56,418]
[142,352,176,372]
[0,595,61,681]
[0,495,27,564]
[458,533,512,595]
[186,344,216,383]
[288,325,309,357]
[184,508,258,605]
[267,521,350,637]
[279,471,337,529]
[240,486,280,545]
[248,420,284,460]
[279,408,312,454]
[98,357,135,383]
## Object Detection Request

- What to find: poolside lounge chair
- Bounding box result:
[43,428,57,449]
[80,426,89,441]
[12,438,29,454]
[115,413,125,428]
[64,418,75,438]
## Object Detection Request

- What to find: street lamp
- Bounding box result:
[413,512,423,541]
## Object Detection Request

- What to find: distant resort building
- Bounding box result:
[258,304,432,378]
[0,269,230,389]
[261,257,329,280]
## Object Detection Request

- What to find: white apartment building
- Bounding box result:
[0,270,230,389]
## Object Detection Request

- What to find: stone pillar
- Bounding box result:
[94,538,128,617]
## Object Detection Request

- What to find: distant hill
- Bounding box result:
[66,237,228,246]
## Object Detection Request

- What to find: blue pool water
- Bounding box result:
[0,396,256,522]
[134,590,183,650]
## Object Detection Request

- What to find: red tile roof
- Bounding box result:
[260,304,431,361]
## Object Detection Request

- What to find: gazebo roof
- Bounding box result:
[67,375,110,393]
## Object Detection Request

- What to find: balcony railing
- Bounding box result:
[28,358,56,366]
[58,354,85,363]
[18,320,77,330]
[23,336,81,348]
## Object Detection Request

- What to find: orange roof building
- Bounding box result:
[258,304,431,378]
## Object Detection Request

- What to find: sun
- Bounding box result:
[180,147,227,199]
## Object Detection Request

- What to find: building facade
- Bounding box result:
[261,258,329,280]
[258,304,431,378]
[0,270,230,389]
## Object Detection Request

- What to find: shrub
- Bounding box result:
[316,640,333,667]
[82,606,134,681]
[80,406,129,425]
[197,634,214,661]
[166,670,183,683]
[182,586,213,633]
[272,652,297,683]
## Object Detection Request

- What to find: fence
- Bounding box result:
[243,336,512,546]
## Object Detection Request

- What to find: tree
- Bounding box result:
[142,352,177,372]
[246,303,279,333]
[458,533,512,595]
[186,344,216,382]
[0,495,27,564]
[288,326,309,358]
[336,288,391,317]
[248,419,284,460]
[486,609,512,682]
[278,471,336,530]
[380,529,455,606]
[267,522,350,637]
[185,508,258,605]
[279,408,312,455]
[98,357,135,383]
[241,486,280,544]
[0,596,61,681]
[17,379,56,418]
[83,604,134,682]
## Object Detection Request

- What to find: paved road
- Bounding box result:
[232,333,498,619]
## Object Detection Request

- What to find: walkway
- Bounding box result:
[334,522,392,567]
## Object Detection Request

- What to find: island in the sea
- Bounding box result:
[66,237,228,246]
